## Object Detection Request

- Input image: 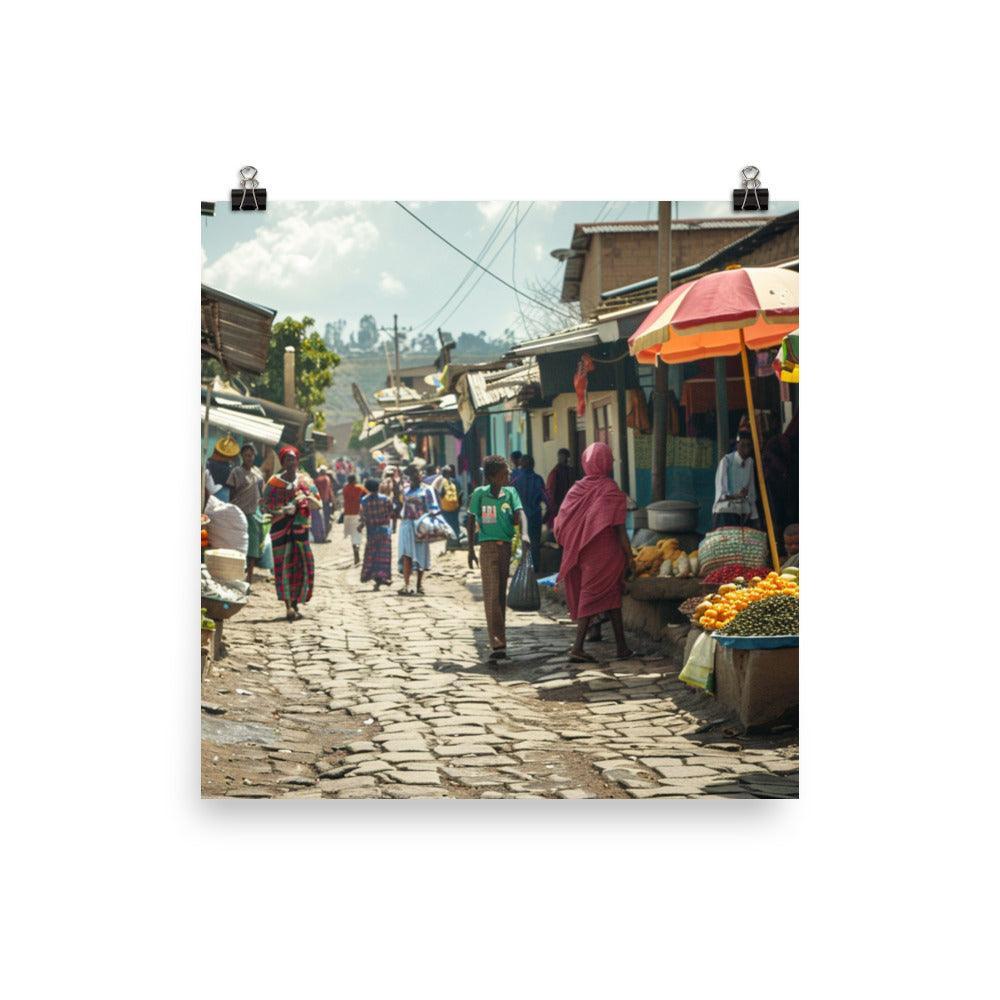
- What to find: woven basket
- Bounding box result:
[204,548,246,584]
[697,527,768,576]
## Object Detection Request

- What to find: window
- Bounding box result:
[542,412,553,442]
[593,403,611,446]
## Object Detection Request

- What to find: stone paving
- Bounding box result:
[201,532,798,799]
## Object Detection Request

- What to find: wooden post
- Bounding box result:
[283,346,296,408]
[202,382,212,507]
[738,330,780,570]
[616,355,631,495]
[651,201,672,501]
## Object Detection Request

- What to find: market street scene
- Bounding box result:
[201,198,800,800]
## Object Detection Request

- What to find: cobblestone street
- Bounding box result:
[202,533,798,799]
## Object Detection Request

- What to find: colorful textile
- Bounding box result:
[561,524,626,619]
[342,482,367,515]
[263,472,319,604]
[479,540,512,649]
[553,442,627,621]
[468,485,522,543]
[359,492,394,584]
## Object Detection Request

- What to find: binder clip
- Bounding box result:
[231,166,266,211]
[732,165,768,211]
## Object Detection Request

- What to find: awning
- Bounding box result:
[202,404,284,446]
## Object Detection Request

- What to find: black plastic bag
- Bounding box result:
[507,549,540,612]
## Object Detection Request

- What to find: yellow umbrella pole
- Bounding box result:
[739,329,781,571]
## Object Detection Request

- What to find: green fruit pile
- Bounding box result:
[717,594,798,636]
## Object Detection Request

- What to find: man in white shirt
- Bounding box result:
[712,430,760,528]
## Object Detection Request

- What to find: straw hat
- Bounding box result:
[214,433,240,458]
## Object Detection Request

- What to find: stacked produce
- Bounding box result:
[632,538,699,578]
[694,570,799,632]
[717,594,798,636]
[702,563,771,585]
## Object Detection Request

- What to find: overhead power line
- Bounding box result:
[413,202,515,334]
[435,202,538,330]
[394,201,551,310]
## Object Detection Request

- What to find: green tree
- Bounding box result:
[252,316,340,430]
[348,418,363,450]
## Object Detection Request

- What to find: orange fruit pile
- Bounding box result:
[696,572,799,632]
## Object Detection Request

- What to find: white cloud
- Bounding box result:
[202,205,379,299]
[476,200,507,222]
[379,271,405,295]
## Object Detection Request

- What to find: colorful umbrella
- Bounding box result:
[629,266,798,364]
[628,266,799,570]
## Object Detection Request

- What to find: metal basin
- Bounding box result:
[646,500,698,533]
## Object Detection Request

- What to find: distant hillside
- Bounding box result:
[322,345,503,427]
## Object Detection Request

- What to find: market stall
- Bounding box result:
[679,567,800,730]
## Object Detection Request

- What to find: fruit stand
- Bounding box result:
[679,568,800,731]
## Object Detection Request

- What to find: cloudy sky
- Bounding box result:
[201,200,798,344]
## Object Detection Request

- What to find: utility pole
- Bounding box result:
[377,315,413,409]
[393,313,401,407]
[652,201,672,501]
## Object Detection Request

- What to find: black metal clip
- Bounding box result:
[231,166,266,211]
[732,165,768,211]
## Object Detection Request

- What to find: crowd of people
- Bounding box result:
[204,428,796,663]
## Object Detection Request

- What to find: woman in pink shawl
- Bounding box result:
[553,442,636,662]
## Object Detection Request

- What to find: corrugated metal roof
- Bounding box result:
[201,285,276,375]
[577,219,761,236]
[507,323,600,357]
[452,361,539,431]
[202,404,284,446]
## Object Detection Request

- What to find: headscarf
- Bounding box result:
[553,442,627,581]
[279,444,300,463]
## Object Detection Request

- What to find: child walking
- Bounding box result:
[467,455,529,661]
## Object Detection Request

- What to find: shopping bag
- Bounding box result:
[415,511,456,541]
[679,631,716,693]
[258,531,274,570]
[507,549,540,612]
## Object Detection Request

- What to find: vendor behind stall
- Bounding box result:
[712,430,760,528]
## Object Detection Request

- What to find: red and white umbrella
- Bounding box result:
[629,266,799,364]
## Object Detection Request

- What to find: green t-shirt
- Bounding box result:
[469,485,522,543]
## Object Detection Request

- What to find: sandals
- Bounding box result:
[489,647,508,661]
[568,649,597,663]
[612,648,635,660]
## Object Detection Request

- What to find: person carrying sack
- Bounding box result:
[467,455,529,662]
